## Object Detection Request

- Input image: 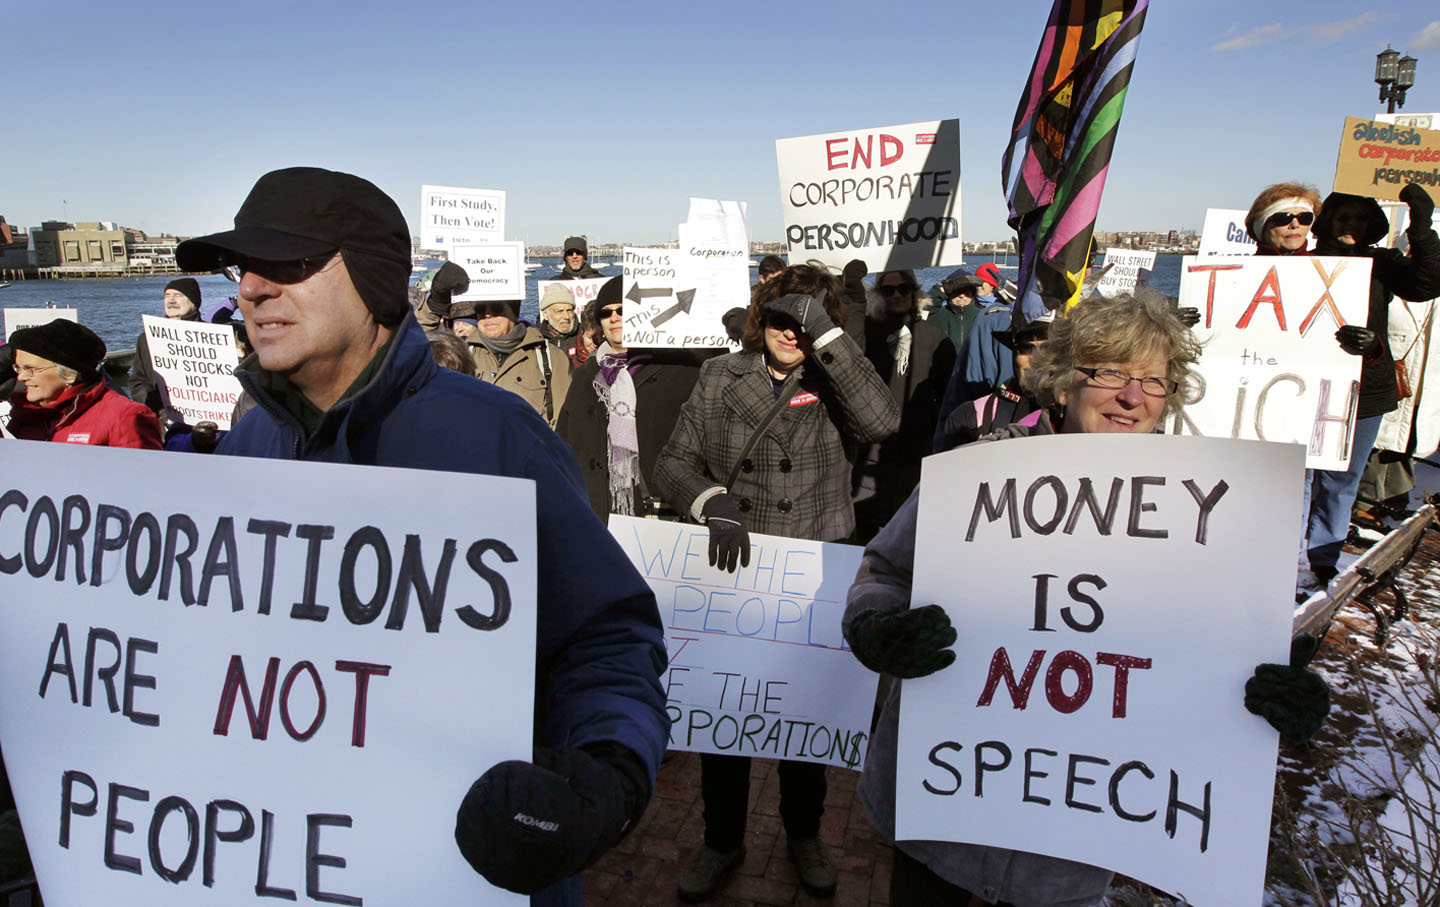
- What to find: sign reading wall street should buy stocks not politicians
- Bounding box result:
[897,434,1303,907]
[609,517,876,769]
[776,119,963,272]
[1168,256,1371,471]
[141,315,244,431]
[0,442,536,906]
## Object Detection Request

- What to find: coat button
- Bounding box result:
[741,459,754,473]
[777,498,793,513]
[738,498,753,513]
[820,352,834,364]
[778,458,792,473]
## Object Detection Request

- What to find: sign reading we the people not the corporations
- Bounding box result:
[141,315,244,430]
[898,433,1303,907]
[0,442,536,906]
[776,119,963,272]
[609,516,876,770]
[1167,255,1371,470]
[420,184,506,250]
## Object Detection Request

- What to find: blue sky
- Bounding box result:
[5,1,1438,245]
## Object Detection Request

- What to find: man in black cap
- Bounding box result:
[556,236,602,279]
[174,167,668,905]
[128,276,203,417]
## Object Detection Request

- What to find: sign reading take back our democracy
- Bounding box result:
[776,119,963,272]
[1333,116,1440,204]
[420,185,506,250]
[0,442,536,906]
[897,433,1303,907]
[140,315,244,430]
[450,241,527,303]
[1167,255,1371,470]
[609,516,876,770]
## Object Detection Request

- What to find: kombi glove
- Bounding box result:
[846,603,957,679]
[763,291,835,338]
[1401,182,1435,225]
[426,261,471,316]
[455,744,646,894]
[702,494,750,572]
[1244,633,1330,746]
[1336,325,1381,357]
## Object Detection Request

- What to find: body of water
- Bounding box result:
[0,254,1186,353]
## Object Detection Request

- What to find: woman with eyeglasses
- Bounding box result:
[655,264,898,903]
[843,290,1330,905]
[7,318,162,449]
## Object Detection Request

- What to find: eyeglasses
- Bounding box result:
[878,284,912,297]
[476,304,515,317]
[598,305,623,319]
[565,250,584,257]
[1264,211,1314,230]
[16,364,58,377]
[234,252,338,284]
[1074,366,1177,397]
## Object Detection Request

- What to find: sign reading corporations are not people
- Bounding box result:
[609,516,877,770]
[898,433,1303,907]
[0,441,536,905]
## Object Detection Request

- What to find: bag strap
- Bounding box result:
[724,371,801,490]
[1398,301,1432,362]
[538,341,555,423]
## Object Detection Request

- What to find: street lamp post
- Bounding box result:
[1375,45,1418,114]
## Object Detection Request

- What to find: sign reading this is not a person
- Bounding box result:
[609,516,876,770]
[1168,255,1372,470]
[897,433,1304,907]
[776,119,963,272]
[140,315,244,430]
[0,442,536,906]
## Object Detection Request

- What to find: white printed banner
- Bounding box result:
[0,442,535,905]
[536,278,609,316]
[421,185,506,250]
[451,242,526,302]
[609,516,876,769]
[1197,209,1257,257]
[140,315,243,429]
[1095,249,1156,298]
[898,433,1304,907]
[1168,256,1372,470]
[5,307,78,340]
[777,119,963,272]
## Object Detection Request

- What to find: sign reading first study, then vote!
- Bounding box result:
[141,315,244,430]
[609,516,876,770]
[776,119,963,273]
[1167,255,1372,470]
[0,442,536,906]
[420,185,506,250]
[897,434,1304,907]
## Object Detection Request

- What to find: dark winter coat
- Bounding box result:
[9,381,162,448]
[933,379,1039,452]
[554,262,603,280]
[924,300,980,353]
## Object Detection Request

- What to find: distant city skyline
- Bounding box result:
[6,1,1438,247]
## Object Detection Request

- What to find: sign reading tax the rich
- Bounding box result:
[0,441,536,906]
[141,315,244,430]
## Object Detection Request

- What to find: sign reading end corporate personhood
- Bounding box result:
[897,434,1304,907]
[777,119,962,272]
[1168,255,1371,470]
[141,315,244,430]
[5,306,78,340]
[1334,116,1440,204]
[450,241,526,302]
[0,442,536,906]
[420,185,506,250]
[609,516,876,769]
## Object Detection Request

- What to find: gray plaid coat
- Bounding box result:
[655,332,899,542]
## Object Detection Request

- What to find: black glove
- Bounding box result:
[1244,633,1330,746]
[455,744,645,894]
[426,261,471,316]
[1400,182,1435,226]
[763,290,836,338]
[1176,307,1201,328]
[1336,325,1381,357]
[846,603,957,679]
[701,494,750,572]
[190,421,220,454]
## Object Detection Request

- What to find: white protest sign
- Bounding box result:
[5,307,78,340]
[451,241,526,302]
[1095,249,1156,298]
[897,433,1303,907]
[777,119,962,272]
[1168,255,1371,470]
[1197,208,1256,257]
[537,277,609,317]
[609,516,876,770]
[420,185,505,250]
[0,442,535,906]
[140,315,243,430]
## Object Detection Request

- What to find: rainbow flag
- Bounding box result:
[1003,0,1148,323]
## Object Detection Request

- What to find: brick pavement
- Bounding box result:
[585,753,893,906]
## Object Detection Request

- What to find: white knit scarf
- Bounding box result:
[592,342,639,515]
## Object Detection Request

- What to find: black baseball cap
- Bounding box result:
[176,167,410,271]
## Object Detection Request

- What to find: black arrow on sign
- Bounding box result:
[650,289,697,328]
[626,283,673,303]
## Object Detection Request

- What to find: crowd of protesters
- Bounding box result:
[2,166,1437,906]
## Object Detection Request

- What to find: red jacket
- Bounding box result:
[9,381,162,449]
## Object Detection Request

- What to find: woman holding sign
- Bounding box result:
[655,264,898,902]
[843,291,1330,905]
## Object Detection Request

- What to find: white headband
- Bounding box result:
[1251,197,1314,236]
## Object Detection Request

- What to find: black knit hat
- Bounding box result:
[9,319,107,380]
[596,276,622,306]
[563,236,588,256]
[164,277,202,310]
[175,167,412,325]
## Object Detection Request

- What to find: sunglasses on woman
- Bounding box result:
[1265,211,1314,230]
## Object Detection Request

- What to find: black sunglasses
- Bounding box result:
[1265,211,1314,230]
[234,252,337,284]
[476,304,515,317]
[598,305,623,319]
[878,283,913,297]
